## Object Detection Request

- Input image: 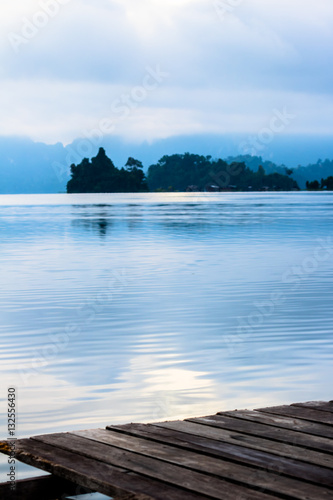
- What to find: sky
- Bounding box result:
[0,0,333,145]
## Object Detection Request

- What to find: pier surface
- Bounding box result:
[1,400,333,499]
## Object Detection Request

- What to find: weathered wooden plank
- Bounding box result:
[156,419,333,470]
[31,433,281,500]
[219,410,333,439]
[109,422,333,487]
[0,475,86,500]
[189,414,333,454]
[1,401,333,500]
[69,427,333,500]
[292,401,333,414]
[257,404,333,425]
[0,438,209,500]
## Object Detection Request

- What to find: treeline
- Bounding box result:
[306,176,333,190]
[67,149,299,193]
[227,155,333,190]
[147,153,298,191]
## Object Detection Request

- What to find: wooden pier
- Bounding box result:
[1,400,333,499]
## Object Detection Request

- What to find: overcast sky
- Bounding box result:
[1,0,333,145]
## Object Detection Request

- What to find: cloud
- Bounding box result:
[0,0,333,143]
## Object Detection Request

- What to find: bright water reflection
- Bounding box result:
[0,192,333,481]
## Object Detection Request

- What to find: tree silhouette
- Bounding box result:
[67,148,148,193]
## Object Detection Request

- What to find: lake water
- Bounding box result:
[1,192,333,484]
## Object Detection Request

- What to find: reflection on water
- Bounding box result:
[0,192,333,480]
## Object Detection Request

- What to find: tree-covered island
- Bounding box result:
[67,148,148,193]
[67,148,300,193]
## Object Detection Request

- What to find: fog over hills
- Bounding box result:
[0,134,333,193]
[0,136,67,194]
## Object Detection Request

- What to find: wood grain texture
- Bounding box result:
[292,401,333,414]
[2,400,333,500]
[156,419,333,469]
[188,413,333,454]
[219,410,333,439]
[32,432,280,500]
[80,427,332,500]
[108,422,333,485]
[257,404,333,425]
[2,438,209,500]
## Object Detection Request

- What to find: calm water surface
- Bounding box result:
[0,192,333,481]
